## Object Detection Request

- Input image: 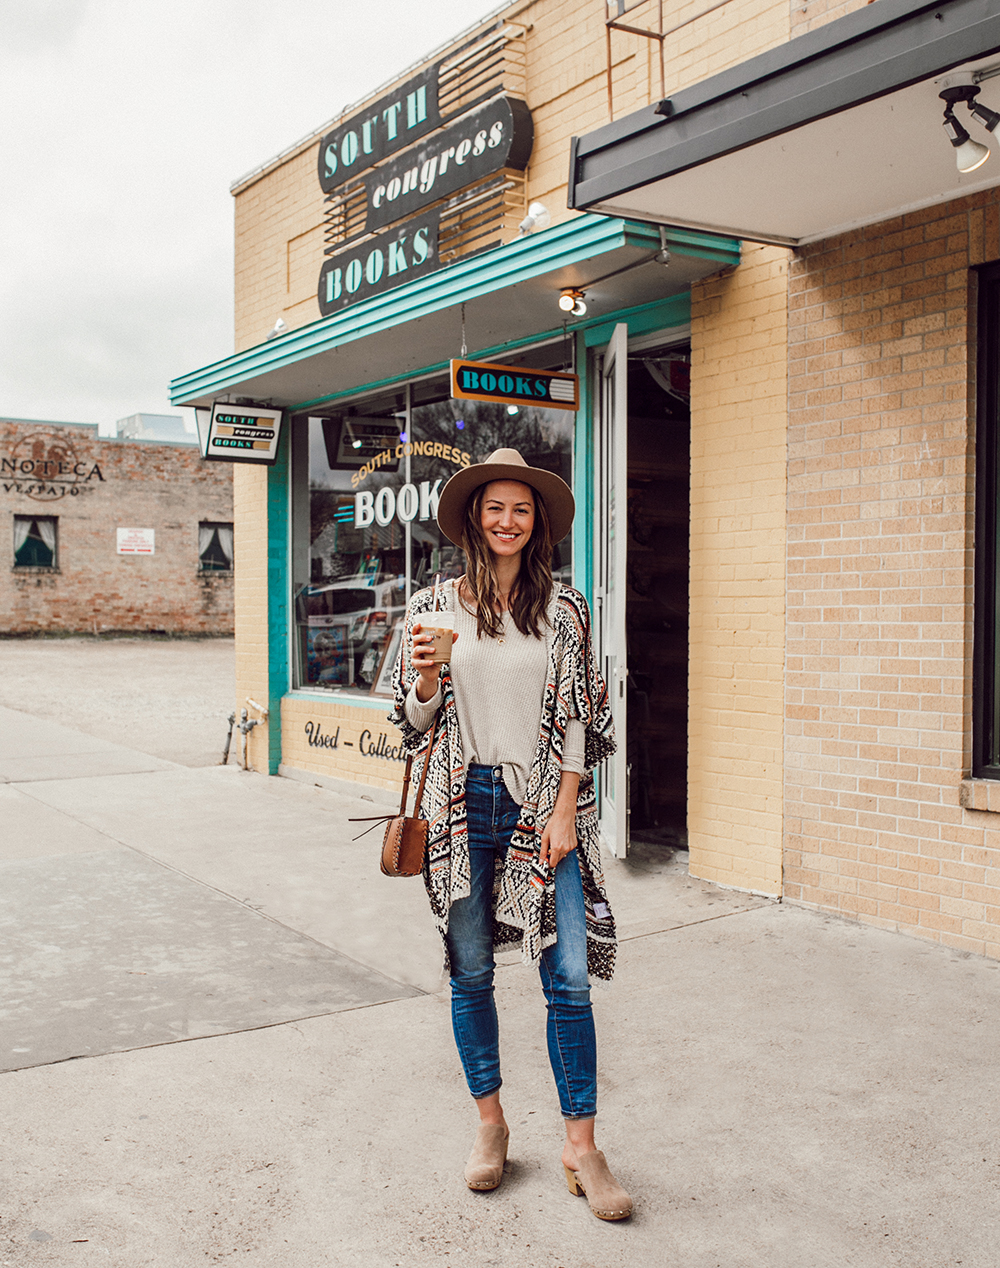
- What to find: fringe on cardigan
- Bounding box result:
[387,580,618,981]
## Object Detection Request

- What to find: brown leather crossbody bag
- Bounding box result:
[349,714,439,877]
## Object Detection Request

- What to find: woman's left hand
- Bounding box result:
[539,771,581,869]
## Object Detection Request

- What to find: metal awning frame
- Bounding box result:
[169,215,738,410]
[569,0,1000,246]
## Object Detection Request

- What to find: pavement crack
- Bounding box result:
[618,902,770,942]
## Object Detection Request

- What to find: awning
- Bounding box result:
[568,0,1000,246]
[169,215,738,410]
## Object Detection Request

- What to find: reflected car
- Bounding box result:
[296,574,407,686]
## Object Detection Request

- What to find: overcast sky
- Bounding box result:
[0,0,504,435]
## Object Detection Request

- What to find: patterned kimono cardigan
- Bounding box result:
[388,580,618,982]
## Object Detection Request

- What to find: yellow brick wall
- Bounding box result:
[791,0,870,38]
[231,0,795,810]
[689,244,790,895]
[281,697,408,793]
[232,0,790,351]
[783,192,1000,958]
[233,463,271,771]
[234,143,325,352]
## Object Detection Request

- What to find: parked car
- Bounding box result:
[296,574,407,688]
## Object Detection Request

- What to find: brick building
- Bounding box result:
[569,0,1000,957]
[2,418,234,634]
[170,0,1000,962]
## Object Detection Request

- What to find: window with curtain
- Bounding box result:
[13,516,57,568]
[198,522,234,571]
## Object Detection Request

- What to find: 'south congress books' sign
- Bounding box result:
[318,66,440,193]
[363,97,531,234]
[204,403,283,465]
[318,210,439,314]
[316,39,530,194]
[451,359,579,412]
[317,96,532,317]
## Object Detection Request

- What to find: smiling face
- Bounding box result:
[479,479,536,560]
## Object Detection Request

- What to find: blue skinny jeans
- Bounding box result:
[446,763,597,1120]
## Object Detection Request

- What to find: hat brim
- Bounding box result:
[436,462,575,547]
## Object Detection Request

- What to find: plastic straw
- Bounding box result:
[432,571,440,613]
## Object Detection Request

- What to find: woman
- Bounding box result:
[389,447,631,1221]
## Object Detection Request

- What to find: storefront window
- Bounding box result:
[294,360,573,696]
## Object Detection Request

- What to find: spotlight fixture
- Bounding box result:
[265,317,288,341]
[518,201,552,236]
[970,99,1000,133]
[943,104,991,172]
[558,288,587,317]
[939,75,996,173]
[506,405,520,415]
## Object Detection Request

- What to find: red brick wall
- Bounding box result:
[784,190,1000,957]
[1,421,234,634]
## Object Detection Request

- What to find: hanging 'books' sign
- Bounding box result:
[450,360,579,412]
[204,403,283,465]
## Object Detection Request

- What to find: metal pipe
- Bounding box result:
[236,707,263,771]
[221,711,236,765]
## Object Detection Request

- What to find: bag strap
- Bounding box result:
[397,754,414,816]
[410,712,438,818]
[348,711,439,837]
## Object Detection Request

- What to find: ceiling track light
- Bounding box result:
[558,288,587,317]
[939,76,995,173]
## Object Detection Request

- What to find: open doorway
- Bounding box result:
[625,343,690,850]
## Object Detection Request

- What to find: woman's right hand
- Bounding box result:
[411,622,457,702]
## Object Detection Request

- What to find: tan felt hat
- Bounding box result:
[436,448,575,546]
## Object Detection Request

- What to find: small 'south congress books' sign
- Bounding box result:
[450,359,579,412]
[205,403,283,465]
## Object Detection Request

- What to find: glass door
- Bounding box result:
[595,323,630,857]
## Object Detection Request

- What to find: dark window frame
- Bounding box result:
[973,262,1000,777]
[198,520,234,573]
[12,514,58,571]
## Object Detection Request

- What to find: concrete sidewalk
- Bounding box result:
[1,704,999,1267]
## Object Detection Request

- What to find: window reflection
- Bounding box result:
[295,365,573,696]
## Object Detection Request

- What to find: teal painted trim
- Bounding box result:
[620,220,742,264]
[286,690,393,712]
[266,428,291,775]
[582,291,690,347]
[572,327,594,608]
[293,290,693,412]
[170,216,739,405]
[572,292,691,607]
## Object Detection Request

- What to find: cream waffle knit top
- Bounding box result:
[404,587,586,805]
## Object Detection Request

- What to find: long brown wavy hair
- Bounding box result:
[460,482,554,639]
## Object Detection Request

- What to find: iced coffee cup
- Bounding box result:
[426,610,455,664]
